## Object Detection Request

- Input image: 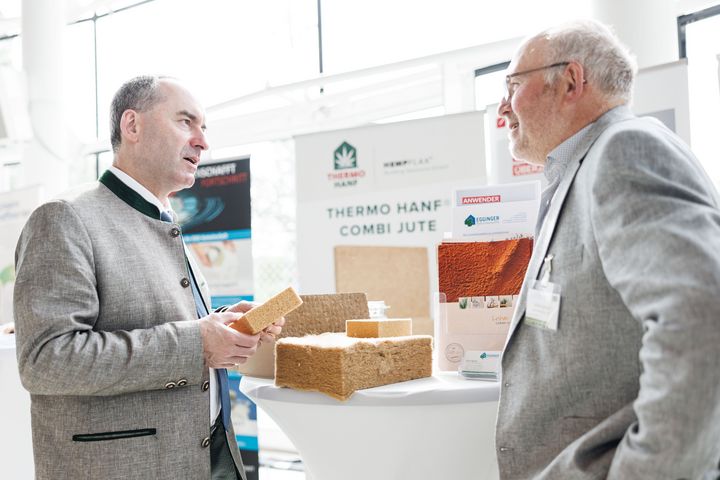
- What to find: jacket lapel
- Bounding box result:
[99,170,162,219]
[503,106,635,349]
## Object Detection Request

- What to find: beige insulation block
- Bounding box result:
[275,332,433,401]
[346,318,412,338]
[236,293,370,378]
[230,286,303,334]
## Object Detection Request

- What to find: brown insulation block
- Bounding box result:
[236,293,370,378]
[230,286,303,334]
[275,333,432,400]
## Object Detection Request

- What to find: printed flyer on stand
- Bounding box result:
[437,180,539,377]
[451,180,540,240]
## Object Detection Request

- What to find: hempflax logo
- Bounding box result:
[334,141,357,170]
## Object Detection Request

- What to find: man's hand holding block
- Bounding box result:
[230,287,303,334]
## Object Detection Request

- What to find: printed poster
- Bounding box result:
[0,186,42,325]
[436,238,532,373]
[485,104,545,187]
[295,111,488,336]
[171,158,253,308]
[437,181,538,373]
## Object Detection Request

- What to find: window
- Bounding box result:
[683,11,720,186]
[95,0,318,142]
[321,0,589,74]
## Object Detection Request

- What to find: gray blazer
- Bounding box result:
[496,106,720,479]
[14,174,245,479]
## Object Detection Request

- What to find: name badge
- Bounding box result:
[525,254,561,331]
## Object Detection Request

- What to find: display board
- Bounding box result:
[172,158,254,308]
[485,103,546,187]
[0,186,40,478]
[334,245,431,334]
[0,186,42,325]
[296,111,487,332]
[633,59,691,144]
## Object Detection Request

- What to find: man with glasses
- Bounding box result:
[495,20,720,479]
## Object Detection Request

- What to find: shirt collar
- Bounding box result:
[108,165,174,219]
[544,121,596,185]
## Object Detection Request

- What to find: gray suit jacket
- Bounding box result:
[14,172,246,479]
[496,106,720,479]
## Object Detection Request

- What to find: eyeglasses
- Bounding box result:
[504,61,570,101]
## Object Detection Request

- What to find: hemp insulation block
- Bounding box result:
[346,318,412,338]
[230,286,303,334]
[236,293,370,378]
[275,332,432,401]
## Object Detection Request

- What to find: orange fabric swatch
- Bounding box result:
[438,238,533,302]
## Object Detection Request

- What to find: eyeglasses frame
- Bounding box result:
[504,61,571,101]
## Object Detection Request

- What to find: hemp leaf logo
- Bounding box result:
[334,142,357,170]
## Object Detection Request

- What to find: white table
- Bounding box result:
[241,372,500,480]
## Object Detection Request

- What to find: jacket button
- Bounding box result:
[177,378,188,387]
[170,227,180,238]
[201,437,210,448]
[202,381,210,392]
[164,381,176,389]
[180,278,190,288]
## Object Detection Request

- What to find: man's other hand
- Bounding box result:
[199,312,260,368]
[226,301,286,344]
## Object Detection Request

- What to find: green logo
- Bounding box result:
[464,215,476,227]
[480,352,487,359]
[0,265,14,285]
[334,142,357,170]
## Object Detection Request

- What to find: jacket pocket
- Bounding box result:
[72,428,156,442]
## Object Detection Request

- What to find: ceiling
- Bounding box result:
[0,0,718,39]
[0,0,147,37]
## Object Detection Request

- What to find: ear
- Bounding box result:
[119,109,141,145]
[563,61,586,101]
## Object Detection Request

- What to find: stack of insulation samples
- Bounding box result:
[275,318,433,400]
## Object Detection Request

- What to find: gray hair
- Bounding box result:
[533,20,637,103]
[109,75,166,152]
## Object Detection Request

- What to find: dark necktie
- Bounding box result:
[160,210,232,429]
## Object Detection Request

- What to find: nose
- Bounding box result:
[193,128,209,151]
[497,96,512,118]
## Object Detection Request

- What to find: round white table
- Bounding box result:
[241,372,500,480]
